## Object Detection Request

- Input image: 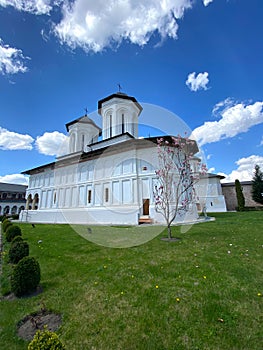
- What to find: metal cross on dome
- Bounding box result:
[117,83,123,92]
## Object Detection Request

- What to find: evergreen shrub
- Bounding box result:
[235,179,245,211]
[2,220,12,233]
[28,327,65,350]
[0,215,7,222]
[11,235,24,245]
[11,214,19,220]
[5,225,22,242]
[9,241,29,264]
[11,257,41,297]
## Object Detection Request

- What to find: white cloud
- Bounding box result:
[192,100,263,146]
[212,98,233,117]
[203,0,214,6]
[186,72,209,92]
[54,0,193,52]
[208,167,215,173]
[0,126,34,150]
[35,131,69,156]
[0,0,52,15]
[0,173,29,185]
[0,38,29,75]
[220,155,263,183]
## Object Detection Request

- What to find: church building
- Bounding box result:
[20,92,226,225]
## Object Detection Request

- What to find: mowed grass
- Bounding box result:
[0,212,263,350]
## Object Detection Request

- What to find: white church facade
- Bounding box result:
[20,92,226,225]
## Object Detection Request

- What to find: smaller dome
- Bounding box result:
[65,115,101,132]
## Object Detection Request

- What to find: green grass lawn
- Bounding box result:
[0,212,263,349]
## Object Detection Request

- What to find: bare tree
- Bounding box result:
[153,136,206,239]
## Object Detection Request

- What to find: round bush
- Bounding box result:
[11,256,41,297]
[11,235,24,245]
[5,225,22,242]
[0,216,7,223]
[28,327,65,350]
[2,220,12,233]
[9,241,29,264]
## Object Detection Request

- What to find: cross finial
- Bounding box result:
[84,107,88,116]
[117,83,122,92]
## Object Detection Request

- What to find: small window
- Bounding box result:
[105,188,109,203]
[81,134,85,150]
[122,113,125,134]
[88,190,92,204]
[109,115,112,138]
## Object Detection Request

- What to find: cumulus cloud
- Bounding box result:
[191,100,263,146]
[220,155,263,183]
[0,173,29,185]
[54,0,193,52]
[35,131,69,156]
[186,72,209,92]
[203,0,214,6]
[0,38,29,75]
[0,126,34,150]
[0,0,53,15]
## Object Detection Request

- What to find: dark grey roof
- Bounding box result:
[65,115,101,132]
[98,92,143,115]
[0,183,27,192]
[200,173,225,180]
[222,180,252,186]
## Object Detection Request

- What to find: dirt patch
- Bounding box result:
[161,237,181,242]
[17,309,62,341]
[1,286,43,301]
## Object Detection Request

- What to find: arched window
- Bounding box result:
[19,206,25,213]
[4,206,10,215]
[70,133,76,153]
[109,115,112,138]
[26,194,33,210]
[11,206,17,215]
[81,134,85,151]
[122,113,125,134]
[33,193,39,210]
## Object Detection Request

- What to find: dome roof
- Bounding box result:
[65,115,101,132]
[98,92,143,115]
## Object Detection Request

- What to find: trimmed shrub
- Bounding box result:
[11,235,24,245]
[28,327,65,350]
[0,215,7,222]
[9,241,29,264]
[11,214,19,220]
[11,256,41,297]
[235,179,245,211]
[5,225,22,242]
[2,220,12,233]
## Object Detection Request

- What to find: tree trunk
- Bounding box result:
[167,225,172,240]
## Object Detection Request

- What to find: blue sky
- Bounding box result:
[0,0,262,185]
